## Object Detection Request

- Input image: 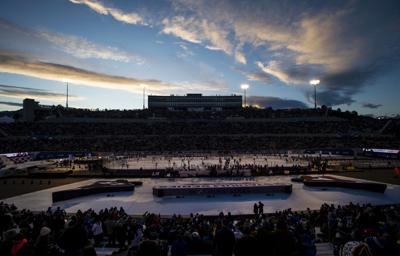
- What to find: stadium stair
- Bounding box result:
[315,242,334,256]
[378,119,392,134]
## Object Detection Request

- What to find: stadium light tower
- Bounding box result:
[309,79,320,109]
[240,83,249,107]
[62,79,71,109]
[141,84,147,109]
[66,82,68,109]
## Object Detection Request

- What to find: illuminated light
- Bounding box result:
[309,79,320,85]
[62,78,72,83]
[240,83,249,90]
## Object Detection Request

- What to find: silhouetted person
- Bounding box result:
[270,219,297,256]
[171,235,187,256]
[33,227,62,256]
[60,217,88,256]
[214,220,235,256]
[253,203,259,216]
[137,240,162,256]
[11,232,30,256]
[234,235,259,256]
[258,201,264,215]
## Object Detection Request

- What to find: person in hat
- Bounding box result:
[0,228,19,256]
[33,227,58,256]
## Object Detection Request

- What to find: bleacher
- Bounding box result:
[0,107,398,154]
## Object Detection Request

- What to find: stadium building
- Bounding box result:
[148,94,242,111]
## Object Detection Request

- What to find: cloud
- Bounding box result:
[247,96,308,109]
[69,0,145,25]
[305,90,355,107]
[205,45,222,51]
[162,16,233,56]
[3,0,399,109]
[170,0,400,106]
[0,84,80,101]
[306,66,380,106]
[174,80,228,92]
[175,42,195,59]
[0,18,143,64]
[362,103,382,109]
[235,49,246,64]
[39,31,144,64]
[238,69,270,82]
[256,61,309,85]
[0,51,224,93]
[162,17,202,44]
[244,72,270,82]
[0,52,171,92]
[0,101,23,107]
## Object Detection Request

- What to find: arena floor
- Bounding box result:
[0,178,87,199]
[104,154,311,170]
[4,175,400,216]
[336,168,400,185]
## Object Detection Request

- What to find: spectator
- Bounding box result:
[91,218,103,246]
[0,201,399,256]
[253,203,258,216]
[214,220,235,256]
[258,201,264,215]
[171,234,187,256]
[234,235,259,256]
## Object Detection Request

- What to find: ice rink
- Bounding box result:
[104,154,311,171]
[4,175,400,216]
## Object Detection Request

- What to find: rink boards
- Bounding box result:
[153,182,292,197]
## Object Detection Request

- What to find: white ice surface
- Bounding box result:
[105,155,310,170]
[4,175,400,216]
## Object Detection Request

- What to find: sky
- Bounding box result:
[0,0,399,116]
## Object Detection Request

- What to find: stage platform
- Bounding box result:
[301,176,387,193]
[52,180,136,202]
[153,183,292,197]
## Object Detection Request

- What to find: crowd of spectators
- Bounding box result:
[0,201,399,256]
[1,125,398,154]
[1,134,399,154]
[1,107,398,154]
[0,120,385,137]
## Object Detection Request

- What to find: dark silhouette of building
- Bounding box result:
[22,98,39,122]
[148,94,242,111]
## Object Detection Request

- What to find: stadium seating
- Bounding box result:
[0,108,398,153]
[0,201,398,256]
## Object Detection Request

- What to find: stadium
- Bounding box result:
[1,1,400,256]
[1,96,400,256]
